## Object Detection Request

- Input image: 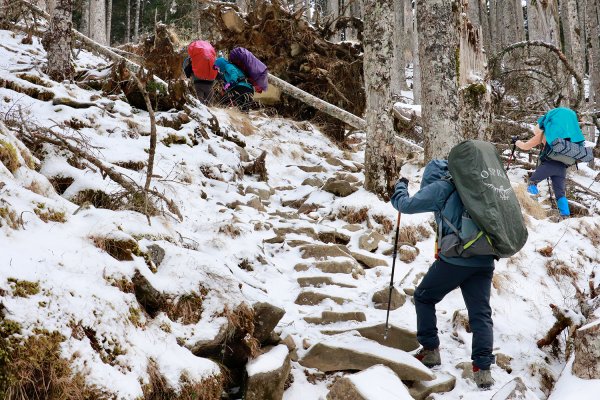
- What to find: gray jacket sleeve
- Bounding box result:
[391,179,454,214]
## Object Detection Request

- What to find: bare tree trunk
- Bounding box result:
[489,0,498,54]
[587,0,600,107]
[416,0,460,159]
[363,0,402,200]
[417,0,490,160]
[42,0,73,81]
[125,0,130,43]
[565,0,585,105]
[527,0,560,45]
[89,0,106,44]
[134,0,140,42]
[80,0,89,35]
[411,2,421,104]
[391,0,407,94]
[106,0,112,45]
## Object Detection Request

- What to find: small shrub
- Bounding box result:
[161,134,187,147]
[545,260,578,281]
[0,139,19,173]
[372,214,393,235]
[72,189,115,210]
[0,322,106,399]
[218,222,241,238]
[7,278,40,297]
[92,236,139,261]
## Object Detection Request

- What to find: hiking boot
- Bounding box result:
[527,184,539,195]
[473,366,494,389]
[557,196,570,217]
[415,347,441,368]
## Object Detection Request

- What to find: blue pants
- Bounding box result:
[414,259,495,369]
[530,160,567,198]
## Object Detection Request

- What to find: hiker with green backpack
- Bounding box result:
[515,107,591,217]
[391,140,528,390]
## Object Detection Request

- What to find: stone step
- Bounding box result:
[299,243,352,260]
[327,365,414,400]
[321,323,419,352]
[304,311,366,325]
[350,251,388,268]
[297,276,357,289]
[299,332,435,381]
[408,372,456,400]
[294,291,349,306]
[295,259,364,275]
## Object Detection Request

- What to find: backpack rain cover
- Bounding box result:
[188,41,218,81]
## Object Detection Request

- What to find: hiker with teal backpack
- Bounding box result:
[515,107,590,217]
[391,141,528,390]
[214,57,255,111]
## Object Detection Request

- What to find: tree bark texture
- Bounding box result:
[89,0,107,45]
[80,0,89,35]
[526,0,560,44]
[134,0,140,42]
[106,0,112,45]
[42,0,73,81]
[565,0,585,103]
[391,0,407,94]
[126,0,131,42]
[587,0,600,105]
[572,321,600,379]
[412,3,421,104]
[362,0,403,200]
[416,0,460,160]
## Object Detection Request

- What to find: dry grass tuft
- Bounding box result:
[0,139,20,173]
[545,259,579,281]
[334,206,369,224]
[34,203,66,223]
[92,236,139,261]
[372,214,394,235]
[514,184,547,220]
[222,303,260,358]
[492,271,512,295]
[537,245,553,258]
[399,225,426,246]
[165,288,208,325]
[226,109,256,136]
[579,222,600,248]
[0,205,20,229]
[7,278,40,297]
[141,359,224,400]
[0,321,107,399]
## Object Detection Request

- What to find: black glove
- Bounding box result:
[397,177,409,186]
[511,136,519,144]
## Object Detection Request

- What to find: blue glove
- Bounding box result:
[397,177,409,186]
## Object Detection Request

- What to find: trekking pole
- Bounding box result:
[506,136,518,171]
[384,212,402,340]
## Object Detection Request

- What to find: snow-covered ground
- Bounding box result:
[1,29,600,399]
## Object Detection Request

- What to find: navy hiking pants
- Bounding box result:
[414,259,495,369]
[530,159,567,198]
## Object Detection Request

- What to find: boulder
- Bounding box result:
[572,320,600,379]
[334,172,360,183]
[322,323,419,352]
[245,345,291,400]
[245,186,272,201]
[301,177,324,187]
[491,377,538,400]
[398,245,419,263]
[132,270,164,317]
[300,244,352,259]
[327,365,413,400]
[274,226,317,239]
[297,165,327,173]
[299,333,435,381]
[295,291,348,305]
[325,157,346,167]
[318,230,351,245]
[408,372,456,400]
[253,302,285,343]
[358,231,386,252]
[253,85,281,105]
[351,251,388,268]
[146,244,165,268]
[342,224,363,232]
[297,276,357,288]
[372,287,406,310]
[304,311,366,324]
[246,196,266,212]
[221,8,246,33]
[295,260,364,275]
[322,179,358,197]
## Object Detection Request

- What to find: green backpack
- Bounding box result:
[446,140,528,258]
